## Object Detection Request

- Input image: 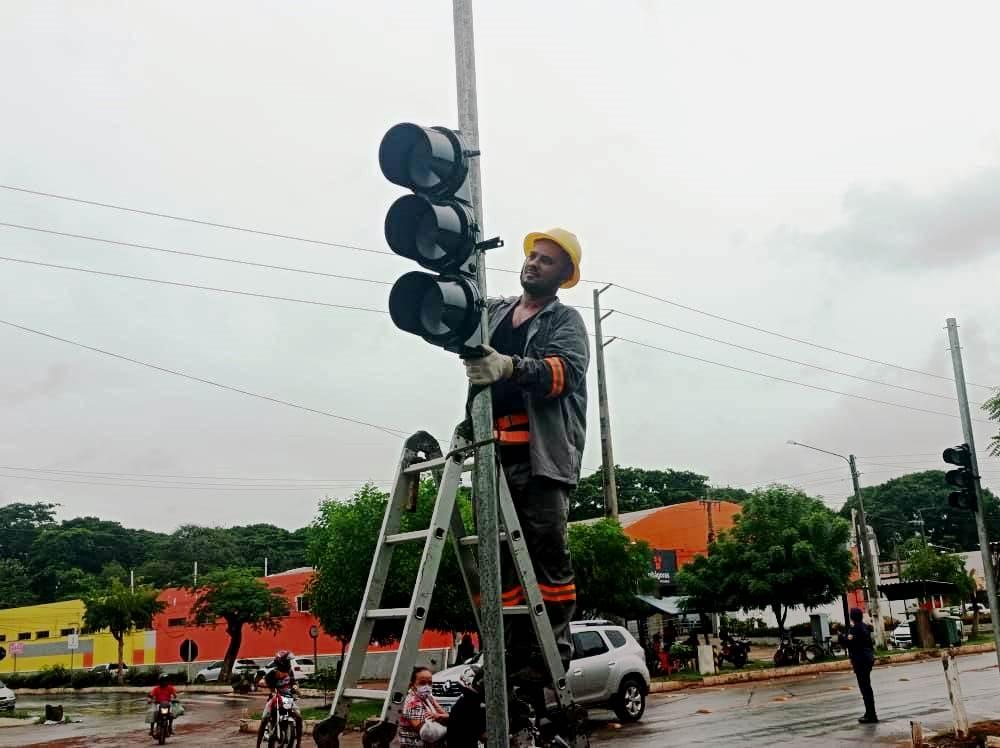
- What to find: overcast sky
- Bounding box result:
[2,1,998,537]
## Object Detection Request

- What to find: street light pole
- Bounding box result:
[592,284,619,519]
[788,440,887,648]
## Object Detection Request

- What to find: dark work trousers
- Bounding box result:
[499,461,576,666]
[853,659,876,717]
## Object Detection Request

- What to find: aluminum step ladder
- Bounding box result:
[313,427,575,747]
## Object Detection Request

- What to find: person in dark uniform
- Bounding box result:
[840,607,878,723]
[446,665,487,748]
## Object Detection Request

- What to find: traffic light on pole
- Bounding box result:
[379,123,483,354]
[943,443,977,511]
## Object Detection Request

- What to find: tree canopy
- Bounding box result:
[568,519,656,620]
[571,467,712,520]
[189,568,290,680]
[677,485,854,634]
[985,389,1000,457]
[83,578,165,681]
[838,471,1000,553]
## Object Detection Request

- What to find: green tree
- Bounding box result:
[0,501,57,562]
[568,519,656,620]
[189,568,290,681]
[677,485,854,635]
[839,471,1000,553]
[83,579,165,681]
[899,539,980,636]
[985,390,1000,457]
[308,482,474,656]
[571,467,710,520]
[0,559,38,609]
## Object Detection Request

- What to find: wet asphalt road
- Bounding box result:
[590,651,1000,746]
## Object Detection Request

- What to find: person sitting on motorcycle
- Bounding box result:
[445,665,486,748]
[256,650,303,748]
[147,673,184,736]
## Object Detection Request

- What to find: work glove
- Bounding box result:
[464,345,514,385]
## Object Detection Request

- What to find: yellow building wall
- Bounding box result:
[0,600,156,674]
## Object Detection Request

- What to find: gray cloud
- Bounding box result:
[781,167,1000,268]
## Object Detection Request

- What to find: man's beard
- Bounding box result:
[520,271,561,296]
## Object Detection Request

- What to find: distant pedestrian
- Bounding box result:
[456,634,475,664]
[841,607,878,724]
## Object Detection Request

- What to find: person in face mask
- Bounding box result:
[399,666,448,747]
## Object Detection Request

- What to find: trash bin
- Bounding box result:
[932,617,962,647]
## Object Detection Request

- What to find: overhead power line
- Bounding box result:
[615,335,993,424]
[610,283,995,391]
[0,222,392,285]
[613,309,970,405]
[0,254,390,314]
[0,470,390,491]
[0,318,409,439]
[0,464,390,483]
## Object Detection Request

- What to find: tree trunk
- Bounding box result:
[115,634,125,684]
[772,603,787,637]
[220,619,243,682]
[971,596,980,640]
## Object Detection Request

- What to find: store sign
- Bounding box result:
[651,550,678,583]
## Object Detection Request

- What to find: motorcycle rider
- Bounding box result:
[147,673,183,736]
[256,650,303,747]
[445,665,487,748]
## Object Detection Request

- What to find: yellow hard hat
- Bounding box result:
[523,228,581,289]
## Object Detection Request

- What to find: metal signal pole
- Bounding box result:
[592,285,619,519]
[945,318,1000,671]
[453,1,508,744]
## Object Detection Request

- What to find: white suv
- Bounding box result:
[433,621,650,723]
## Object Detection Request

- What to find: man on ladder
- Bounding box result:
[464,227,589,682]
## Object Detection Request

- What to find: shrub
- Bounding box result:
[70,669,104,689]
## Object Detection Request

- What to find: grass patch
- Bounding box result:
[0,709,35,720]
[250,701,380,728]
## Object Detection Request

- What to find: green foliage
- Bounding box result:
[899,539,977,599]
[985,389,1000,457]
[84,579,165,681]
[0,501,56,561]
[571,466,711,520]
[189,567,290,680]
[308,482,473,646]
[838,471,1000,553]
[677,485,854,634]
[0,559,37,608]
[568,519,656,620]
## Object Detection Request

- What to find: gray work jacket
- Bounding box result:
[483,295,590,486]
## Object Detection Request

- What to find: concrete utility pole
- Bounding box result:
[945,318,1000,671]
[452,1,507,744]
[787,440,886,648]
[592,284,619,519]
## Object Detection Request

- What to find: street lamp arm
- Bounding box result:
[786,440,850,465]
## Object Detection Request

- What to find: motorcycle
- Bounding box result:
[263,693,299,748]
[717,635,751,668]
[508,686,590,748]
[151,700,175,745]
[772,636,808,667]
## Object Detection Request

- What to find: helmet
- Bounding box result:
[158,673,169,685]
[523,228,582,289]
[458,664,483,693]
[275,649,291,660]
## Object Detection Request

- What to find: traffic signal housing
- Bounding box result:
[379,123,482,354]
[943,443,978,512]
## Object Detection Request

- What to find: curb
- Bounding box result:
[649,641,996,693]
[12,685,253,696]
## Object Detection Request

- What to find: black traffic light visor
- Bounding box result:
[388,271,481,348]
[384,195,475,272]
[379,124,468,200]
[943,445,972,468]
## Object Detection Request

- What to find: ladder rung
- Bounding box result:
[459,532,507,546]
[403,457,475,475]
[385,529,430,545]
[366,607,410,620]
[502,605,529,615]
[343,688,389,701]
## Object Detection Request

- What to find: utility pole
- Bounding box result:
[787,440,886,647]
[946,317,1000,671]
[453,1,507,744]
[193,561,198,588]
[592,284,619,519]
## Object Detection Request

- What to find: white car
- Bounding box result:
[890,622,912,649]
[194,659,259,683]
[0,680,15,712]
[255,655,316,682]
[433,621,650,723]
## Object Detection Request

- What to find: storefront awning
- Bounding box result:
[635,595,687,615]
[878,579,957,601]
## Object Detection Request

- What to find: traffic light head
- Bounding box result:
[943,443,977,512]
[380,122,483,354]
[943,445,972,469]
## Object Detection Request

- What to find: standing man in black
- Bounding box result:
[463,227,588,678]
[841,607,878,723]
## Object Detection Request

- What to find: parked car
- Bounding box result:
[194,659,259,683]
[890,622,912,649]
[0,680,15,712]
[255,655,316,683]
[433,620,650,723]
[90,663,130,677]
